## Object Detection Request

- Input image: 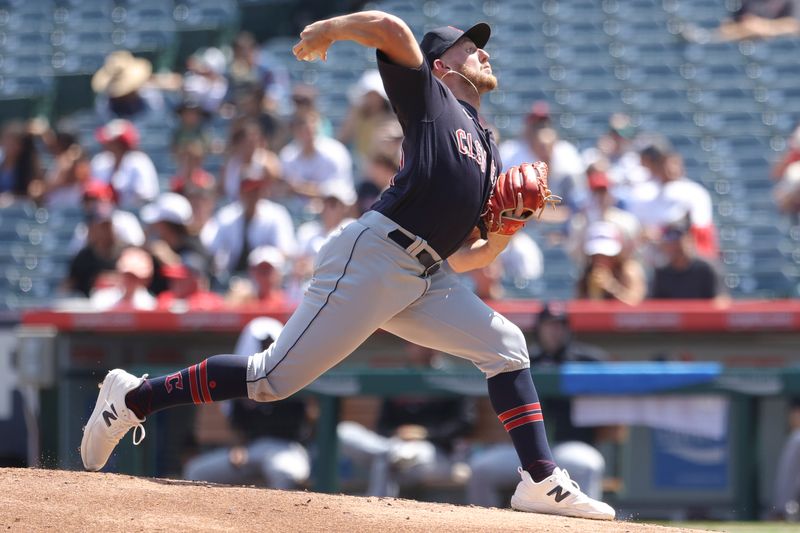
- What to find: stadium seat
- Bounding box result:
[0,53,52,76]
[0,31,51,54]
[683,42,744,66]
[614,42,683,66]
[627,88,691,113]
[688,87,758,112]
[751,37,800,66]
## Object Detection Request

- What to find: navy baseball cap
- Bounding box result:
[420,23,491,66]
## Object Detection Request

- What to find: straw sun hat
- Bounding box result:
[91,50,152,98]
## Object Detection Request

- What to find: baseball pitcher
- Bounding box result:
[80,10,614,520]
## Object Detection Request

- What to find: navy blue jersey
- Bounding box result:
[371,51,501,259]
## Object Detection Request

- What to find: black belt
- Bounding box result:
[388,229,441,277]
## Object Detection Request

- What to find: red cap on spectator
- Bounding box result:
[240,174,267,193]
[588,170,610,190]
[171,169,216,196]
[161,263,195,280]
[526,100,551,125]
[95,119,140,150]
[83,180,118,204]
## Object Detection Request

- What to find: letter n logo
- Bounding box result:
[102,404,119,427]
[547,485,571,503]
[165,372,183,393]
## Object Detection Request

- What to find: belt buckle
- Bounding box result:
[421,262,441,278]
[416,250,441,278]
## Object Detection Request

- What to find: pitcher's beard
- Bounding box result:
[458,64,498,93]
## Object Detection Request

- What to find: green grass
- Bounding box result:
[665,522,799,533]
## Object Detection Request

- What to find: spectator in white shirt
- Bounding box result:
[279,110,354,198]
[582,114,649,208]
[68,180,146,255]
[140,192,213,279]
[202,173,296,279]
[296,180,357,259]
[566,169,641,266]
[499,232,544,290]
[628,139,718,260]
[220,119,282,202]
[289,181,357,301]
[182,47,228,114]
[90,119,159,211]
[500,122,584,208]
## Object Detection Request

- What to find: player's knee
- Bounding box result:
[508,323,530,366]
[247,376,302,402]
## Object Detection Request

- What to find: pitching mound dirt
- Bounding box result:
[0,468,710,532]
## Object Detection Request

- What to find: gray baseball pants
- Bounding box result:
[247,210,529,402]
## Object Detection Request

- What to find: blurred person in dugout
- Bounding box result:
[769,397,800,522]
[225,245,290,309]
[219,118,282,203]
[0,120,42,205]
[169,140,219,237]
[62,201,125,297]
[576,221,647,306]
[581,114,649,208]
[468,303,609,507]
[628,137,719,261]
[337,344,476,497]
[90,246,157,311]
[566,167,641,267]
[91,119,159,211]
[91,50,165,122]
[202,170,296,281]
[337,69,399,171]
[184,317,313,489]
[140,192,213,281]
[773,124,800,223]
[649,216,729,303]
[156,262,224,312]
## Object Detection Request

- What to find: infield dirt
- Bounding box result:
[0,468,712,532]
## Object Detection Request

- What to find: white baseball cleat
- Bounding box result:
[510,467,615,520]
[80,369,148,471]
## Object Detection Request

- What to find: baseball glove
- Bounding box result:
[481,161,560,236]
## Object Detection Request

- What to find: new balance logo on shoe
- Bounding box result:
[102,404,119,427]
[547,485,571,503]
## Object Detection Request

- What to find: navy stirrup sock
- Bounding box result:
[125,354,250,419]
[487,368,556,482]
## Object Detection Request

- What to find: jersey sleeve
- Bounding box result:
[376,50,449,123]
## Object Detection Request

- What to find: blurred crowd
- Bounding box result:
[0,31,798,310]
